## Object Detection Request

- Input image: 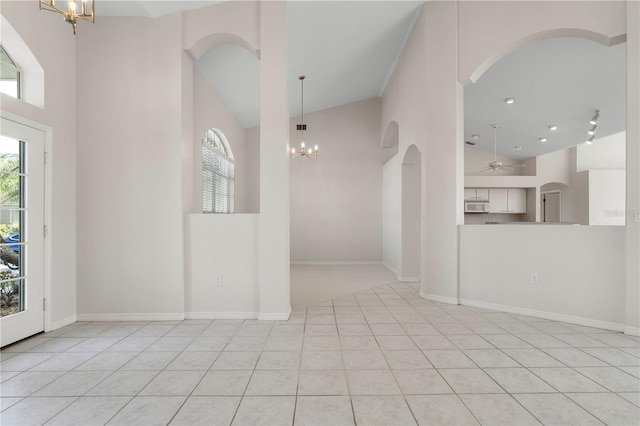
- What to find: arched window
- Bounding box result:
[0,45,20,99]
[202,129,235,213]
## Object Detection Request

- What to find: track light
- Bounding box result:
[587,126,597,136]
[589,110,600,125]
[586,137,594,145]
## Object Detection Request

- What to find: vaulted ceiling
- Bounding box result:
[99,1,626,157]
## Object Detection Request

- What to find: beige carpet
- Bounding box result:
[290,264,398,310]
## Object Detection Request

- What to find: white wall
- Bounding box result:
[577,131,626,172]
[589,169,626,225]
[193,68,249,213]
[382,155,401,274]
[460,225,626,330]
[290,98,383,263]
[1,1,77,328]
[245,126,260,213]
[626,0,640,336]
[186,214,258,317]
[384,1,627,309]
[382,2,463,303]
[76,14,185,319]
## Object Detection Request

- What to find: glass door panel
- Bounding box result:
[0,137,25,317]
[0,117,44,347]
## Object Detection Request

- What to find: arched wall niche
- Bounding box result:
[382,120,400,164]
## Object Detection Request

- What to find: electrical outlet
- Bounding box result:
[214,275,222,286]
[530,273,539,285]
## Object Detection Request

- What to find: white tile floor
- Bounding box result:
[1,282,640,425]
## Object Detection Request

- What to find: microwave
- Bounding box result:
[465,201,489,213]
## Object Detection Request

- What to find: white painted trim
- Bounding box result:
[460,298,625,333]
[76,313,185,322]
[51,314,76,331]
[397,276,420,283]
[420,291,459,305]
[258,306,291,321]
[290,261,383,265]
[0,112,54,334]
[383,262,398,275]
[185,312,259,320]
[624,326,640,337]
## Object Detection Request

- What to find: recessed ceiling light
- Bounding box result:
[504,97,515,104]
[548,125,558,131]
[539,137,548,142]
[513,146,522,150]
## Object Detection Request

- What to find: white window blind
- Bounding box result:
[202,130,235,213]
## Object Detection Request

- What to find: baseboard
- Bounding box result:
[258,306,292,321]
[420,291,459,305]
[397,276,420,283]
[460,298,626,333]
[383,262,398,275]
[291,261,383,265]
[76,313,185,322]
[624,325,640,336]
[50,314,77,331]
[185,311,258,320]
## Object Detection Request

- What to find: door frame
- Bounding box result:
[1,110,52,333]
[540,189,562,223]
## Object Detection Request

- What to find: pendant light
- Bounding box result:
[290,75,318,159]
[39,0,95,35]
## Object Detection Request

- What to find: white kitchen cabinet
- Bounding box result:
[476,188,489,200]
[507,188,527,213]
[464,188,477,200]
[464,188,489,200]
[488,188,527,213]
[489,188,508,213]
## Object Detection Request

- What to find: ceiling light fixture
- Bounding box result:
[290,75,318,159]
[513,146,522,151]
[548,125,558,131]
[471,134,479,140]
[586,110,600,143]
[39,0,95,35]
[504,97,515,104]
[539,137,548,143]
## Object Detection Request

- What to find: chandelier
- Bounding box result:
[290,75,318,159]
[39,0,95,35]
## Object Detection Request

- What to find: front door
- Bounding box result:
[0,117,45,347]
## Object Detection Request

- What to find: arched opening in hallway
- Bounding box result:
[400,145,421,282]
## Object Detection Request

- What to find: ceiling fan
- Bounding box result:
[474,124,526,173]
